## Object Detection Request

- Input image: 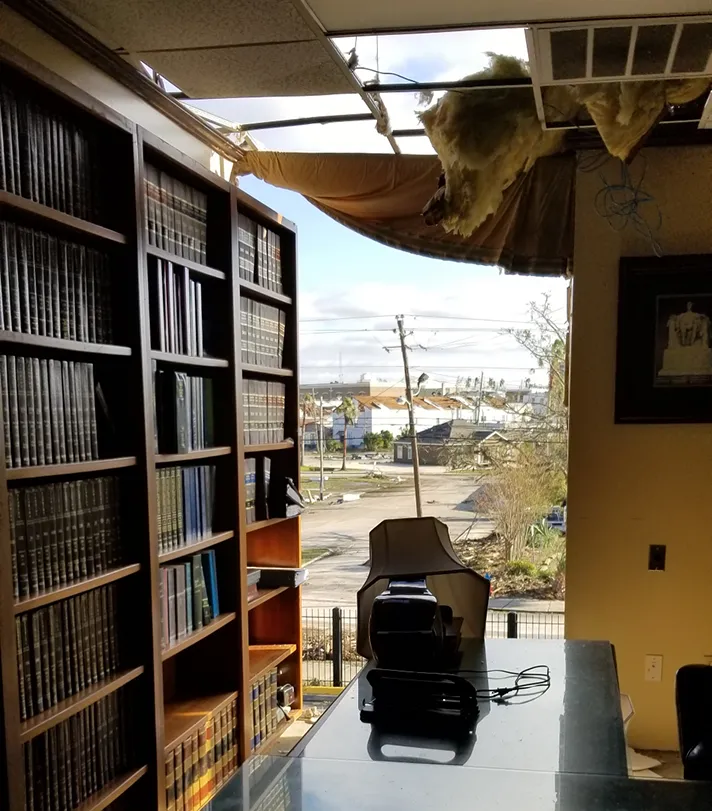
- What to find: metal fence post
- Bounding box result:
[332,607,343,687]
[507,611,518,639]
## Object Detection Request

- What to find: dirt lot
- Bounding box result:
[300,472,488,607]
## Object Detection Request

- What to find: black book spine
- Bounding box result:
[25,486,40,595]
[39,609,55,708]
[46,484,60,588]
[99,587,111,678]
[7,355,21,466]
[40,360,52,465]
[16,356,30,466]
[38,486,53,591]
[87,363,98,459]
[30,611,44,713]
[32,357,44,466]
[61,361,74,463]
[55,483,67,586]
[71,480,87,579]
[20,613,34,718]
[15,618,27,721]
[25,354,37,466]
[13,489,29,597]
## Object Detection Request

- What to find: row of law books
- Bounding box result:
[243,457,271,525]
[9,476,121,600]
[157,465,216,554]
[242,380,286,446]
[165,696,237,811]
[0,78,101,221]
[0,221,113,343]
[16,584,120,720]
[23,689,131,811]
[153,258,204,356]
[240,298,286,368]
[155,369,215,454]
[159,549,220,649]
[145,164,208,264]
[237,212,283,294]
[1,355,99,468]
[250,668,280,751]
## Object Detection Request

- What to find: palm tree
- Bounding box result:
[300,393,315,464]
[335,397,359,471]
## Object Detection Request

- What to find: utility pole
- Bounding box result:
[318,395,325,501]
[476,371,484,423]
[395,315,423,517]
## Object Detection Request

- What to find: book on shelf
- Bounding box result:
[236,213,283,294]
[239,298,286,368]
[241,380,286,446]
[156,369,215,453]
[0,221,114,343]
[159,549,220,649]
[156,464,216,554]
[144,163,207,263]
[9,475,121,599]
[0,74,100,222]
[243,458,256,524]
[23,688,132,811]
[164,695,237,809]
[15,583,121,721]
[250,668,279,753]
[0,354,99,468]
[151,258,206,357]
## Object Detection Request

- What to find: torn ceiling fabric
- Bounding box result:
[234,150,575,276]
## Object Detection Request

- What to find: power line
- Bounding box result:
[300,313,560,325]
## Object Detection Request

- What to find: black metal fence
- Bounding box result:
[302,606,565,688]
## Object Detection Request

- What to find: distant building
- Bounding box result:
[331,395,477,448]
[300,376,405,402]
[393,420,509,465]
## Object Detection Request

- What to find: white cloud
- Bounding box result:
[299,274,568,386]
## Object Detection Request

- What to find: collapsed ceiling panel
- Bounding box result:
[46,0,315,51]
[304,0,712,34]
[142,41,354,98]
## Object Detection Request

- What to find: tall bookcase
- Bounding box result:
[0,50,302,811]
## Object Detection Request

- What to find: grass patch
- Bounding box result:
[302,547,332,564]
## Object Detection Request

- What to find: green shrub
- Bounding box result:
[505,560,539,577]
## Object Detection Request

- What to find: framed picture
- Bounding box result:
[616,255,712,423]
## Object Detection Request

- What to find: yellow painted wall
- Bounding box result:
[566,147,712,750]
[0,5,212,167]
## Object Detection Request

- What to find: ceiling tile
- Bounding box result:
[305,0,712,33]
[141,42,355,97]
[49,0,315,50]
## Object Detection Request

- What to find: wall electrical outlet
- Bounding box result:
[645,654,663,682]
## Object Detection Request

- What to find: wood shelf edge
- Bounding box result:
[151,350,229,368]
[243,441,294,454]
[0,190,127,244]
[19,666,145,743]
[14,564,141,614]
[238,279,292,306]
[0,331,132,356]
[161,612,237,661]
[248,644,297,682]
[155,447,232,464]
[72,766,148,811]
[146,245,226,280]
[247,587,288,612]
[246,516,296,534]
[158,532,235,563]
[241,364,293,378]
[7,456,137,480]
[163,690,238,753]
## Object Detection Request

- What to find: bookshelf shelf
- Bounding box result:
[13,564,141,614]
[6,456,138,480]
[150,350,229,369]
[248,645,297,683]
[247,587,288,612]
[146,245,226,281]
[161,612,237,661]
[155,447,232,464]
[74,766,148,811]
[163,691,237,752]
[0,190,128,245]
[19,666,145,743]
[246,516,296,534]
[244,441,295,454]
[239,279,292,307]
[158,531,235,564]
[0,331,132,357]
[242,364,294,378]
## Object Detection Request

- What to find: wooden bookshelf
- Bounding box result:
[0,50,302,811]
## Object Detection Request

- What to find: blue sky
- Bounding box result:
[193,29,568,386]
